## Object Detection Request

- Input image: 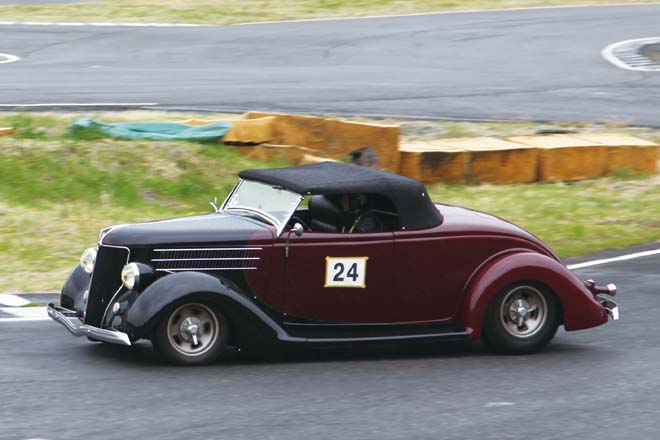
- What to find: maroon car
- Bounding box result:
[48,162,618,365]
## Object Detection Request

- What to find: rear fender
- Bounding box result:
[125,271,285,346]
[459,252,607,339]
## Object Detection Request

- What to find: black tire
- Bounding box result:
[151,302,228,366]
[482,282,560,355]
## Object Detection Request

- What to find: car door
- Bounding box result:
[280,231,395,323]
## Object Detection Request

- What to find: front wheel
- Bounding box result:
[152,302,228,366]
[482,282,560,354]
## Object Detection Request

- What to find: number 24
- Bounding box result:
[333,262,359,282]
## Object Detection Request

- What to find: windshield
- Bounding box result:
[222,179,302,230]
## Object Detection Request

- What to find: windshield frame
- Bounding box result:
[221,179,303,236]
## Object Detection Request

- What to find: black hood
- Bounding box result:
[102,213,273,247]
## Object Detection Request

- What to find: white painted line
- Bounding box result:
[485,402,516,407]
[0,306,48,319]
[602,37,660,72]
[0,102,158,107]
[0,317,50,322]
[0,3,657,28]
[567,248,660,270]
[0,21,210,27]
[0,53,20,64]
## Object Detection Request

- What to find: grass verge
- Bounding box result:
[0,0,656,24]
[0,111,659,293]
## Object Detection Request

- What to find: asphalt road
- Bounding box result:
[0,243,658,440]
[0,4,659,123]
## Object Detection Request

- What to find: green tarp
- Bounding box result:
[69,118,231,141]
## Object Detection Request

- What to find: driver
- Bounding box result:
[339,194,384,234]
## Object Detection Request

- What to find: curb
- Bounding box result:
[0,293,58,307]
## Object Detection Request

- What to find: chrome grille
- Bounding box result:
[85,245,129,326]
[151,247,262,272]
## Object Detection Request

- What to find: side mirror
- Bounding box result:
[292,222,304,237]
[285,223,304,257]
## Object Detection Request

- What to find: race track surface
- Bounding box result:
[0,244,657,440]
[1,4,660,123]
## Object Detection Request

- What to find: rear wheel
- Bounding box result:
[482,282,560,354]
[152,302,228,366]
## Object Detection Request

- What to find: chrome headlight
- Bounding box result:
[79,247,97,274]
[121,263,140,290]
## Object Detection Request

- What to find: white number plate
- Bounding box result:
[324,257,368,288]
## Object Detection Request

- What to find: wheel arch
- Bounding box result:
[458,251,608,339]
[125,271,284,348]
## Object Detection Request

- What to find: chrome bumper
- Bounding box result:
[47,303,132,346]
[597,296,620,321]
[585,280,619,321]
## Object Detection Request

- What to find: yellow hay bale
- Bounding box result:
[230,143,321,164]
[223,117,276,144]
[572,133,658,175]
[399,141,468,184]
[436,137,537,184]
[508,134,608,182]
[244,112,399,171]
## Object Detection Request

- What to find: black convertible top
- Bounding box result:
[239,162,443,230]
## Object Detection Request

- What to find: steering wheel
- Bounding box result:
[290,216,311,231]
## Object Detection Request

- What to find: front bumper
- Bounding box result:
[47,303,132,346]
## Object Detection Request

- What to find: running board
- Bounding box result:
[280,320,468,344]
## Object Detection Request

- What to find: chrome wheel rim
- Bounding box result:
[499,286,547,338]
[166,303,219,357]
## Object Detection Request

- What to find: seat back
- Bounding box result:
[309,195,344,232]
[352,209,399,233]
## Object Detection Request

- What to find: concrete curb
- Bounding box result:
[0,294,30,307]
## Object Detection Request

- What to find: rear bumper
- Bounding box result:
[47,303,132,346]
[598,296,620,321]
[585,280,620,321]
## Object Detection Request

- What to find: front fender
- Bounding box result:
[125,271,286,346]
[459,252,608,339]
[61,265,90,315]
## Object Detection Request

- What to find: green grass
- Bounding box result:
[0,111,659,293]
[428,181,660,257]
[0,0,656,24]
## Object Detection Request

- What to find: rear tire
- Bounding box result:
[152,302,228,366]
[482,282,560,354]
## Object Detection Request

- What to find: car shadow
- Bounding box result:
[80,338,599,368]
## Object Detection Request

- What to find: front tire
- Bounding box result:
[482,282,560,354]
[152,302,228,366]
